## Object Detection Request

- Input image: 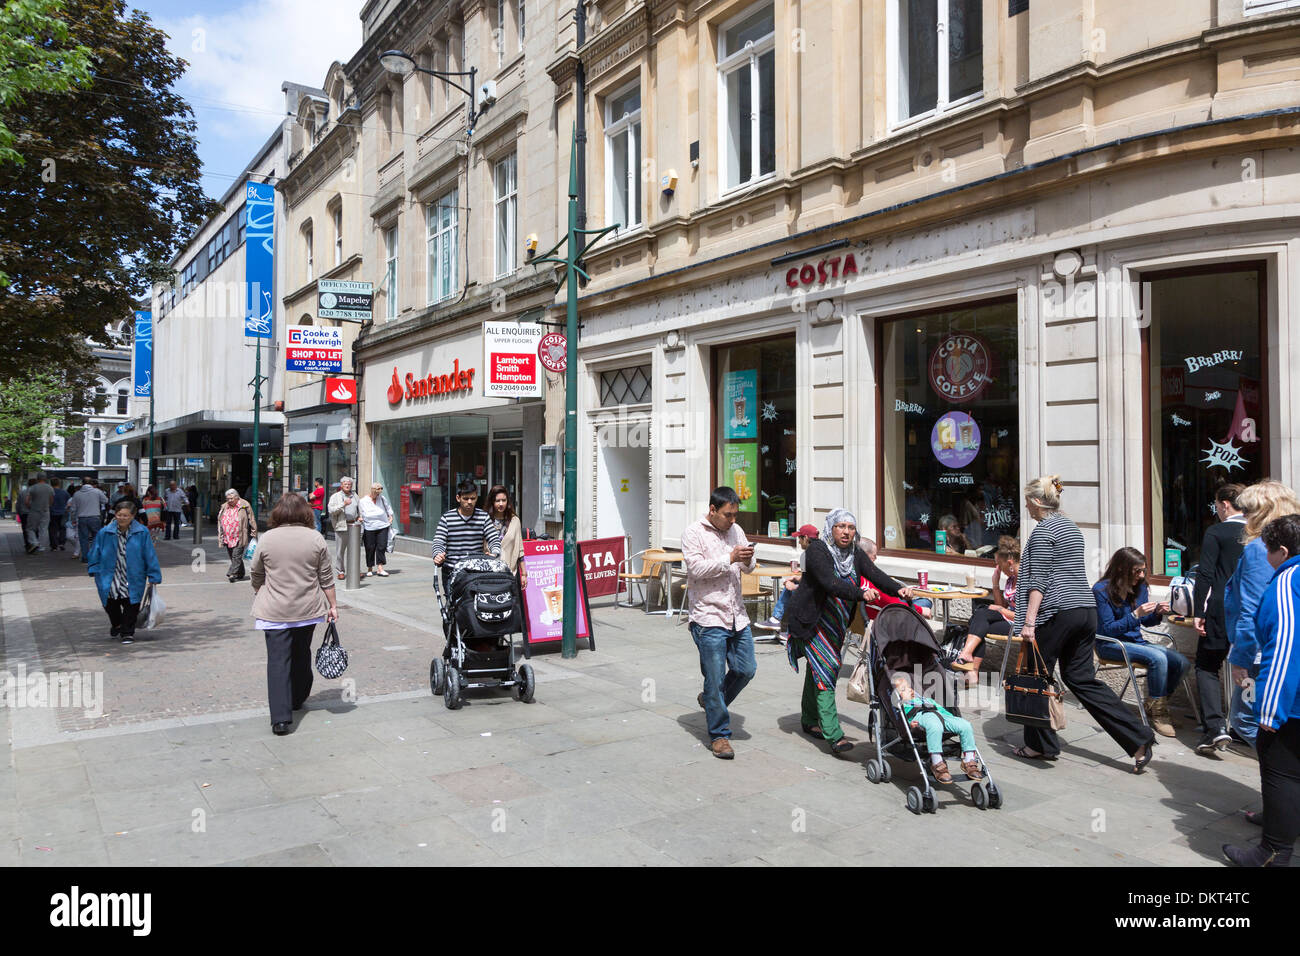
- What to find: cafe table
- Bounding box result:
[911,585,989,630]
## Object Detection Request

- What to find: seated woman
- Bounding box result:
[937,514,973,555]
[893,672,982,783]
[1093,546,1187,738]
[951,535,1019,674]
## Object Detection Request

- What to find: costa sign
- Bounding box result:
[929,333,992,403]
[386,360,476,405]
[784,252,860,289]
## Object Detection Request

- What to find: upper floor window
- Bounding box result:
[332,205,343,266]
[1244,0,1300,13]
[496,0,507,66]
[90,428,102,465]
[494,153,517,278]
[891,0,982,127]
[518,0,525,46]
[427,189,458,305]
[605,83,642,229]
[237,205,247,247]
[718,3,775,192]
[303,224,314,282]
[384,225,398,320]
[116,387,129,415]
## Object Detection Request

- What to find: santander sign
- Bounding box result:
[386,360,476,405]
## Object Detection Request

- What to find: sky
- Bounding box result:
[132,0,363,201]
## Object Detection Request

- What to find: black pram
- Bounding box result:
[430,557,535,709]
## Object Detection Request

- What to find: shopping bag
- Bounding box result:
[243,537,258,562]
[314,621,349,679]
[1002,639,1064,729]
[145,586,166,629]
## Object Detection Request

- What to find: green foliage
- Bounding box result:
[0,371,82,473]
[0,0,92,165]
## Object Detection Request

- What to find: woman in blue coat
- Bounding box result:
[1093,547,1187,737]
[87,501,162,644]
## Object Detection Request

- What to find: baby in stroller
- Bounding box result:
[892,672,983,784]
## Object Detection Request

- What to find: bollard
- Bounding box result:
[192,511,202,544]
[345,522,361,590]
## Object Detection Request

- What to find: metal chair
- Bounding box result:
[1093,634,1152,730]
[616,548,668,613]
[740,572,774,622]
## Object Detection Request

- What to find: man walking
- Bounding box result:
[327,476,359,580]
[24,473,54,553]
[16,478,32,550]
[163,480,187,539]
[71,477,107,562]
[48,477,69,550]
[1194,483,1247,754]
[682,486,758,760]
[431,480,501,581]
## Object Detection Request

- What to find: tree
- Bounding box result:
[0,371,80,481]
[0,0,218,385]
[0,0,92,165]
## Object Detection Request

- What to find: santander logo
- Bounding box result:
[387,361,476,406]
[387,368,404,404]
[330,381,354,401]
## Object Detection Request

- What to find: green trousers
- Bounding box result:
[801,665,843,743]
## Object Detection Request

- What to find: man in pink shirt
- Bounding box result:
[682,486,758,760]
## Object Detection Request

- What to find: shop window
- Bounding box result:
[374,415,488,540]
[891,0,982,126]
[713,335,796,538]
[599,364,651,406]
[718,2,775,192]
[878,299,1020,557]
[427,188,458,304]
[494,153,517,278]
[1144,264,1267,576]
[605,83,642,230]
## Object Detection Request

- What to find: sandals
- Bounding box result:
[949,658,980,672]
[830,737,854,755]
[801,723,822,738]
[1012,745,1059,762]
[1134,740,1156,774]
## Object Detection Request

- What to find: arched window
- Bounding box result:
[117,386,129,415]
[91,428,102,466]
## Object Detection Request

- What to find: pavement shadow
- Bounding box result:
[674,710,751,745]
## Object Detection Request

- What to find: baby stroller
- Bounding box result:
[862,601,1001,814]
[430,557,535,710]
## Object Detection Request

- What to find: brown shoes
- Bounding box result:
[961,759,984,780]
[337,572,345,580]
[931,761,954,784]
[710,738,734,759]
[1146,697,1176,737]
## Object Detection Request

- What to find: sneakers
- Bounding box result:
[753,616,782,631]
[120,635,134,645]
[710,738,734,759]
[1222,842,1292,868]
[1213,730,1232,750]
[1145,697,1176,737]
[1196,730,1232,755]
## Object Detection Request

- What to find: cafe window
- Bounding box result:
[879,298,1020,557]
[713,335,796,539]
[1144,263,1267,576]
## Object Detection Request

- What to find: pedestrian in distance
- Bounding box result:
[1223,513,1300,868]
[1092,547,1186,737]
[431,480,501,582]
[48,477,69,551]
[487,484,523,573]
[682,486,759,760]
[163,481,187,540]
[1011,475,1156,772]
[1227,481,1300,755]
[358,482,394,577]
[24,472,54,553]
[16,478,32,547]
[309,477,326,535]
[87,500,162,645]
[249,493,339,736]
[71,478,107,562]
[784,509,911,755]
[1193,483,1247,754]
[327,476,359,581]
[217,489,258,582]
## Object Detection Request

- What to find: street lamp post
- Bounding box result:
[378,50,484,132]
[531,128,621,658]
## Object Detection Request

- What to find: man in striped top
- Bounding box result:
[431,480,501,580]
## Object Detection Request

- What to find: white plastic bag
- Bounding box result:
[146,588,166,629]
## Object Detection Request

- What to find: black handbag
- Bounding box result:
[314,621,349,679]
[1003,639,1064,729]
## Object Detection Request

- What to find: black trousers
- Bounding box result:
[1258,719,1300,849]
[1196,617,1230,735]
[1023,607,1154,758]
[363,528,388,568]
[49,515,67,548]
[967,606,1011,655]
[105,598,140,636]
[164,511,181,538]
[264,625,316,724]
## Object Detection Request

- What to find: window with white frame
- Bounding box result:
[304,224,314,282]
[1244,0,1300,13]
[718,3,775,192]
[605,83,642,229]
[332,205,342,266]
[427,188,458,304]
[90,428,102,466]
[518,0,525,46]
[116,387,128,415]
[384,225,398,320]
[891,0,982,126]
[494,153,517,278]
[496,0,507,66]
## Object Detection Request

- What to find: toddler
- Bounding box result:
[892,673,982,784]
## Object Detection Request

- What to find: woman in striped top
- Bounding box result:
[1011,475,1156,772]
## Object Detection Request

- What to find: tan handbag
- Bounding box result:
[846,652,873,704]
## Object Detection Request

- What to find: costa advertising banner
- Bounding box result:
[132,310,151,397]
[286,325,344,373]
[483,322,544,398]
[243,182,274,339]
[578,536,627,598]
[519,539,592,646]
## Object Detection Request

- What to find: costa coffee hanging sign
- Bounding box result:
[784,253,860,289]
[386,359,476,405]
[928,333,992,403]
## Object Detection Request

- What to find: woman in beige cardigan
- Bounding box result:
[250,493,338,736]
[487,484,523,572]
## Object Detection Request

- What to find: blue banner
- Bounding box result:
[133,310,151,397]
[244,182,275,339]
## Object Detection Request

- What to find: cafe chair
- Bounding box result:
[617,548,668,613]
[1091,634,1152,730]
[740,572,774,622]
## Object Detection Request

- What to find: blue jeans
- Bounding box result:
[772,586,790,620]
[1230,663,1260,747]
[690,623,757,740]
[1096,640,1189,698]
[77,515,102,560]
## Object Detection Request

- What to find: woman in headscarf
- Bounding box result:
[785,508,912,753]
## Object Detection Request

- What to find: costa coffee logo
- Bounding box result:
[784,253,859,289]
[386,360,476,405]
[928,333,991,403]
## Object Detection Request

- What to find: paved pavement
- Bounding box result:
[0,523,1277,866]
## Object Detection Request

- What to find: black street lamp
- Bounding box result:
[378,49,486,132]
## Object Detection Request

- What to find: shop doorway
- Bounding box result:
[596,440,649,554]
[491,432,522,511]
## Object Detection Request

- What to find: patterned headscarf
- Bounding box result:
[822,509,859,579]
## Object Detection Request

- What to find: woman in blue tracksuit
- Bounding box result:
[1226,481,1300,747]
[1093,547,1187,736]
[1223,514,1300,867]
[87,500,162,645]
